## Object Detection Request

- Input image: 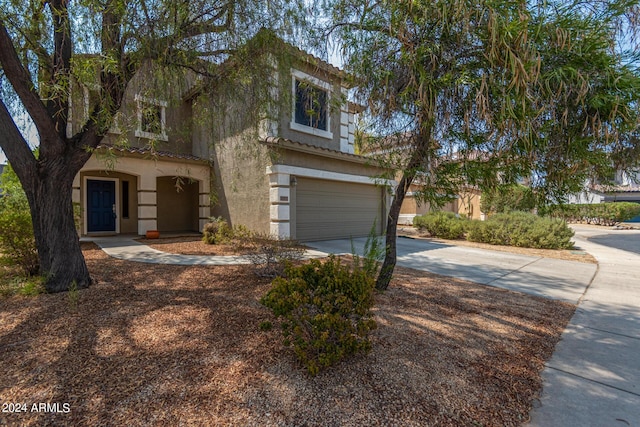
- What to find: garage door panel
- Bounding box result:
[296,178,382,241]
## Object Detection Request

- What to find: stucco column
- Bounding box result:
[198,181,211,233]
[268,172,291,239]
[138,174,157,235]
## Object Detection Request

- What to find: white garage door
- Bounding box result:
[295,177,383,241]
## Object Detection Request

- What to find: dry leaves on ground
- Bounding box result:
[0,243,574,426]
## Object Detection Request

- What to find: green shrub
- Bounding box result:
[481,184,537,214]
[0,274,46,298]
[467,211,574,249]
[543,202,640,226]
[202,217,233,244]
[260,256,377,375]
[351,220,385,278]
[0,165,39,276]
[413,211,468,240]
[203,217,256,245]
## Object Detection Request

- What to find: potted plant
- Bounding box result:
[145,230,160,239]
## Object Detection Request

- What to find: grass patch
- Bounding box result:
[0,264,45,298]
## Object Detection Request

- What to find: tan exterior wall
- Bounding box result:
[400,197,432,216]
[455,189,482,220]
[68,62,198,158]
[209,135,272,235]
[273,148,387,178]
[399,184,482,224]
[277,63,344,152]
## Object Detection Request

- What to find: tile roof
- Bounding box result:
[97,144,208,163]
[592,184,640,193]
[261,136,371,163]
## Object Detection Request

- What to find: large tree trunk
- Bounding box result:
[30,169,91,293]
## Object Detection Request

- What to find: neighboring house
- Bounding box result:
[399,184,482,225]
[568,170,640,204]
[362,136,483,225]
[71,36,392,240]
[568,170,640,222]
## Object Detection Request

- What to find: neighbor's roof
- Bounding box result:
[592,184,640,194]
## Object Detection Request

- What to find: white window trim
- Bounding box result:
[134,94,168,141]
[290,69,333,140]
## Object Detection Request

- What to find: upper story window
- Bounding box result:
[290,70,333,140]
[135,94,168,141]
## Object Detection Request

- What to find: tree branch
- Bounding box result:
[0,19,61,149]
[0,98,37,186]
[46,0,73,139]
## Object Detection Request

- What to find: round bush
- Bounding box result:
[260,256,377,375]
[467,211,574,249]
[413,211,468,240]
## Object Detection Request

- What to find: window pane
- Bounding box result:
[122,181,130,219]
[295,80,328,131]
[141,104,162,134]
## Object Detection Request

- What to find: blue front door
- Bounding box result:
[87,180,116,232]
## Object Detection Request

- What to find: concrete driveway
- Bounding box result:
[308,235,597,304]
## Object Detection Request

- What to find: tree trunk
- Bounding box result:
[27,158,92,293]
[375,172,415,291]
[375,125,433,291]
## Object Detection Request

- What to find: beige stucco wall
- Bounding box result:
[455,189,482,220]
[209,135,272,234]
[68,61,198,158]
[272,146,387,179]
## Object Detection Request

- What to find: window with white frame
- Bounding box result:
[135,94,168,141]
[290,70,333,139]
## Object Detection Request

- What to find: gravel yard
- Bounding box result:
[0,242,575,426]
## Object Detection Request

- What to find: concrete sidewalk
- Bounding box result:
[528,226,640,426]
[84,236,326,265]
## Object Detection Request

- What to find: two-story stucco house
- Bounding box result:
[71,37,392,241]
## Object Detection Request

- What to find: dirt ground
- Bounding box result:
[0,242,575,426]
